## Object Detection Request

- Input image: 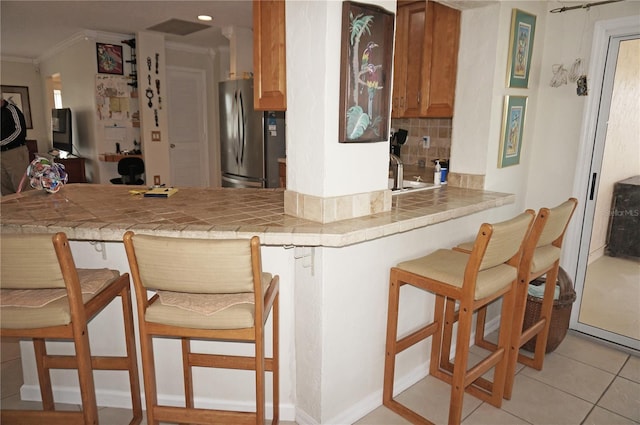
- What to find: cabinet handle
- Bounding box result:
[417,92,421,104]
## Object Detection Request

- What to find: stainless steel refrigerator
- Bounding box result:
[219,79,285,188]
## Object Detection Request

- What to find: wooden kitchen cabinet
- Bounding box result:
[392,1,460,118]
[253,0,287,111]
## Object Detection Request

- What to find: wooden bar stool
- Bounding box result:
[383,211,534,425]
[0,233,142,425]
[446,198,578,399]
[123,232,279,425]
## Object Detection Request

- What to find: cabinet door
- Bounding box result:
[423,1,460,117]
[392,1,429,118]
[253,0,287,111]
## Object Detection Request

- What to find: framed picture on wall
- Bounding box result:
[506,9,536,88]
[1,85,33,129]
[96,43,124,75]
[498,95,528,168]
[338,1,395,143]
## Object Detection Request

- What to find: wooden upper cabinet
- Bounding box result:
[392,1,460,118]
[253,0,287,111]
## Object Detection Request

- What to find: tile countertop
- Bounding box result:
[0,184,514,247]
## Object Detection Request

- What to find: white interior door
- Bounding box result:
[167,67,208,187]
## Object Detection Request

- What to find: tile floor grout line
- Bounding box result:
[553,349,630,376]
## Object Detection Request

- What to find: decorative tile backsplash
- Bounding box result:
[391,118,452,168]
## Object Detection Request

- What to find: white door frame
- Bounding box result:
[167,65,209,187]
[565,15,640,350]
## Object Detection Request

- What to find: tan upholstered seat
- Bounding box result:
[0,233,142,425]
[123,232,280,425]
[452,198,578,399]
[383,211,534,425]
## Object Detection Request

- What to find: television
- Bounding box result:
[52,108,73,155]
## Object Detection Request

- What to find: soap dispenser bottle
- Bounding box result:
[434,160,441,187]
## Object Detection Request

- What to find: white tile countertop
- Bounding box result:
[0,184,514,247]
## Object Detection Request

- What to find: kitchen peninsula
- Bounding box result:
[1,184,515,423]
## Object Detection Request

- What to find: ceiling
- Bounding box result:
[0,1,253,61]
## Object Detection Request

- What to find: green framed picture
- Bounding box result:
[498,95,528,168]
[506,9,536,88]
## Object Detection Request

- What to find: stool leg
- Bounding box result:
[256,323,266,424]
[120,285,142,423]
[383,272,401,405]
[533,264,559,369]
[140,330,158,425]
[33,339,55,411]
[449,300,473,425]
[181,338,193,425]
[73,323,99,425]
[504,276,530,399]
[437,297,456,374]
[272,293,280,424]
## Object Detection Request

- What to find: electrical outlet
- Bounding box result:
[422,136,430,149]
[154,175,161,185]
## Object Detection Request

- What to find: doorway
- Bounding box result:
[167,66,209,187]
[568,17,640,351]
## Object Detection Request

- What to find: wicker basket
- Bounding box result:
[522,267,576,353]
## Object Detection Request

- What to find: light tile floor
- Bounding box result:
[2,332,639,424]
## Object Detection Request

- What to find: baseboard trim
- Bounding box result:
[21,385,295,421]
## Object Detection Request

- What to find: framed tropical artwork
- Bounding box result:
[506,9,536,88]
[338,1,394,143]
[96,43,124,75]
[498,95,528,168]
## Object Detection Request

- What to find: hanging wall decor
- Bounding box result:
[96,43,124,75]
[506,9,536,88]
[498,95,528,168]
[338,1,395,143]
[1,85,33,128]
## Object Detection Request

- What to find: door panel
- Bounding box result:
[167,67,208,187]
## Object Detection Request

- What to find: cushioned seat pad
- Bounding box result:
[0,269,120,329]
[397,249,517,300]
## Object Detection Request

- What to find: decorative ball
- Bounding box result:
[27,156,68,194]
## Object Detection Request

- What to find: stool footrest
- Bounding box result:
[154,405,258,425]
[396,321,440,353]
[519,317,546,347]
[188,352,275,371]
[1,409,85,425]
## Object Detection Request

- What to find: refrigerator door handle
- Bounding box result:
[238,90,245,165]
[233,89,240,165]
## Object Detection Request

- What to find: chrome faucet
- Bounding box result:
[389,153,404,190]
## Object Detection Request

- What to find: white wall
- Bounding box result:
[285,0,396,198]
[452,1,547,208]
[0,60,48,149]
[38,36,104,182]
[526,0,640,210]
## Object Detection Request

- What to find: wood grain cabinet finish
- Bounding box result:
[392,1,460,118]
[253,0,287,111]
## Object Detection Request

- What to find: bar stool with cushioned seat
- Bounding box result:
[0,233,142,425]
[455,198,578,399]
[383,211,534,425]
[123,232,279,425]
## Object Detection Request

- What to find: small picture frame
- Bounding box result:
[338,1,395,143]
[498,95,528,168]
[96,43,124,75]
[506,9,536,88]
[1,85,33,129]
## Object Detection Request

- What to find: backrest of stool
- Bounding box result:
[478,211,536,271]
[125,233,256,294]
[1,234,66,289]
[537,198,577,248]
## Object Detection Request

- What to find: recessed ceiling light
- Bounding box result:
[198,15,212,22]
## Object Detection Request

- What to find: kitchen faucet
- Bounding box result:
[389,153,404,190]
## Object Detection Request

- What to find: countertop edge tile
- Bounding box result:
[1,185,515,247]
